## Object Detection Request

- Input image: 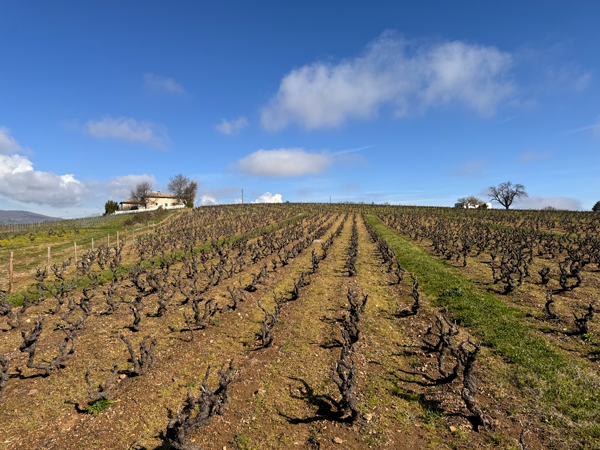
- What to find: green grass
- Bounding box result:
[234,431,258,450]
[4,212,307,306]
[86,398,115,414]
[366,214,600,445]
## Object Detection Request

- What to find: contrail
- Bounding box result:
[333,145,374,156]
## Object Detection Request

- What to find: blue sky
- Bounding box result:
[0,1,599,217]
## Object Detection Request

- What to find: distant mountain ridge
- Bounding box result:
[0,210,62,224]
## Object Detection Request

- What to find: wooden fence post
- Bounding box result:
[9,251,13,294]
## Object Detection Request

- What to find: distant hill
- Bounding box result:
[0,210,62,225]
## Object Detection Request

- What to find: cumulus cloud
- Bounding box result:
[0,127,28,155]
[105,174,157,200]
[86,116,171,150]
[516,195,582,210]
[0,154,91,207]
[236,148,333,177]
[195,185,240,206]
[449,160,486,177]
[143,73,186,94]
[199,195,218,206]
[215,117,248,135]
[251,192,283,203]
[261,31,514,131]
[517,151,552,163]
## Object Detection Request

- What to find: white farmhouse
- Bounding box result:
[454,201,492,209]
[117,191,187,213]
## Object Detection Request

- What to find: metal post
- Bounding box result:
[92,238,94,250]
[47,247,50,274]
[9,251,13,294]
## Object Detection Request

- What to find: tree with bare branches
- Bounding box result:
[488,182,528,209]
[168,174,198,205]
[129,181,153,209]
[457,196,485,208]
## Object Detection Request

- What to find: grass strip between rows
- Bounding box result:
[366,214,600,442]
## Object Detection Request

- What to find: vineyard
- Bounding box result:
[1,204,600,449]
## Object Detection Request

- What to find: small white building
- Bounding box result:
[119,191,186,211]
[454,202,492,209]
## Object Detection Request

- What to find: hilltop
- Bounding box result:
[0,209,61,224]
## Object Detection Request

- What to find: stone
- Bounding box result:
[333,437,343,444]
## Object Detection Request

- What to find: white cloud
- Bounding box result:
[196,185,240,206]
[261,32,514,131]
[546,63,592,92]
[236,148,333,177]
[517,151,553,163]
[86,116,171,150]
[0,127,27,155]
[234,198,243,204]
[143,73,186,94]
[516,195,582,210]
[105,174,157,200]
[199,195,218,206]
[449,160,486,177]
[0,154,91,207]
[251,192,283,204]
[215,117,248,135]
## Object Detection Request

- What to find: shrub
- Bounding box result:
[86,398,115,414]
[104,200,119,215]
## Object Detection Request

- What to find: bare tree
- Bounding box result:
[183,181,198,205]
[168,174,198,205]
[488,182,528,209]
[457,196,484,208]
[129,181,153,209]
